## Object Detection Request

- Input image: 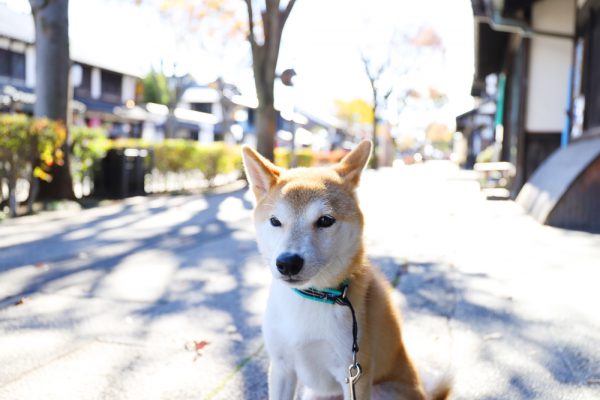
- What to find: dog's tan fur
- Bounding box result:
[242,141,450,400]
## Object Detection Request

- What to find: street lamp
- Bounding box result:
[280,68,297,166]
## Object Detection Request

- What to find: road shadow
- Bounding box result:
[0,186,269,398]
[369,256,600,399]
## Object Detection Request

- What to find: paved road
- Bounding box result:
[1,163,599,399]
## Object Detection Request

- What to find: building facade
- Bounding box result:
[470,0,600,231]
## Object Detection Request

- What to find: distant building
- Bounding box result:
[0,4,143,132]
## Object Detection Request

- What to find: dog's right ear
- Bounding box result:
[241,145,282,201]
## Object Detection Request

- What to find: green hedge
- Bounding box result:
[70,126,110,185]
[68,133,243,186]
[274,147,314,168]
[153,140,242,183]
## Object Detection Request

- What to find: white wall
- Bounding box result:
[25,45,35,88]
[91,68,101,99]
[526,0,575,133]
[121,75,136,103]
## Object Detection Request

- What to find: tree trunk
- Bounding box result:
[255,103,277,161]
[8,173,17,218]
[30,0,76,200]
[371,101,379,169]
[252,45,277,161]
[253,64,277,161]
[244,0,296,161]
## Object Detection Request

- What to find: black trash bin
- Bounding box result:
[98,148,151,199]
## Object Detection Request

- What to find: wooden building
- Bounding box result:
[470,0,600,231]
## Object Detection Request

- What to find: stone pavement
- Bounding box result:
[1,162,599,399]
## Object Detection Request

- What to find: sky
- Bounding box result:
[1,0,475,130]
[279,0,474,114]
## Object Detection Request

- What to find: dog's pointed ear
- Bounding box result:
[242,145,283,200]
[334,140,372,187]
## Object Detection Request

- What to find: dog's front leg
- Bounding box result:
[269,361,297,400]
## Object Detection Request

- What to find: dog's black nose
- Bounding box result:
[276,253,304,276]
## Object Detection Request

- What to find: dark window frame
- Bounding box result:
[101,69,122,103]
[0,48,26,82]
[74,64,92,99]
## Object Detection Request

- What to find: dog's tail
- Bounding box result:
[428,377,452,400]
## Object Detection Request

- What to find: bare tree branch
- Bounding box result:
[244,0,257,49]
[281,0,297,26]
[360,52,375,82]
[384,86,393,101]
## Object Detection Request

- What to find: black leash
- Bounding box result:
[334,285,360,357]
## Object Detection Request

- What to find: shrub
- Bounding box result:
[476,144,499,163]
[70,126,110,188]
[314,149,348,166]
[152,140,242,186]
[295,148,314,167]
[154,140,191,174]
[274,147,292,168]
[274,147,314,168]
[0,114,65,217]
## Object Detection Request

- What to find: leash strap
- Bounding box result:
[294,284,362,398]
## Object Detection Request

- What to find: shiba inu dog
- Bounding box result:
[242,140,450,400]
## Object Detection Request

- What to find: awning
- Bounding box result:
[114,105,148,122]
[76,97,118,114]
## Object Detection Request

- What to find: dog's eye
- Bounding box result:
[270,216,282,227]
[316,215,336,228]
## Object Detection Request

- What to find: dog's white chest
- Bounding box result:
[263,283,354,395]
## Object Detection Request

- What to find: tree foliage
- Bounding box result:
[142,70,171,105]
[335,99,374,126]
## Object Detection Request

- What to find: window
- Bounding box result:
[191,102,212,114]
[74,64,92,98]
[584,10,600,131]
[0,48,26,81]
[101,69,122,103]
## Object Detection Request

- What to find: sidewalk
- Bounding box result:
[1,162,599,399]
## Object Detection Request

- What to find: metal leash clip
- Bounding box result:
[345,358,362,400]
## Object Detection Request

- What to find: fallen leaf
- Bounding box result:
[185,340,211,362]
[34,262,48,270]
[194,340,210,352]
[185,340,211,354]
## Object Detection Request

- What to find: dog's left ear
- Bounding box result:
[241,145,283,201]
[334,140,372,187]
